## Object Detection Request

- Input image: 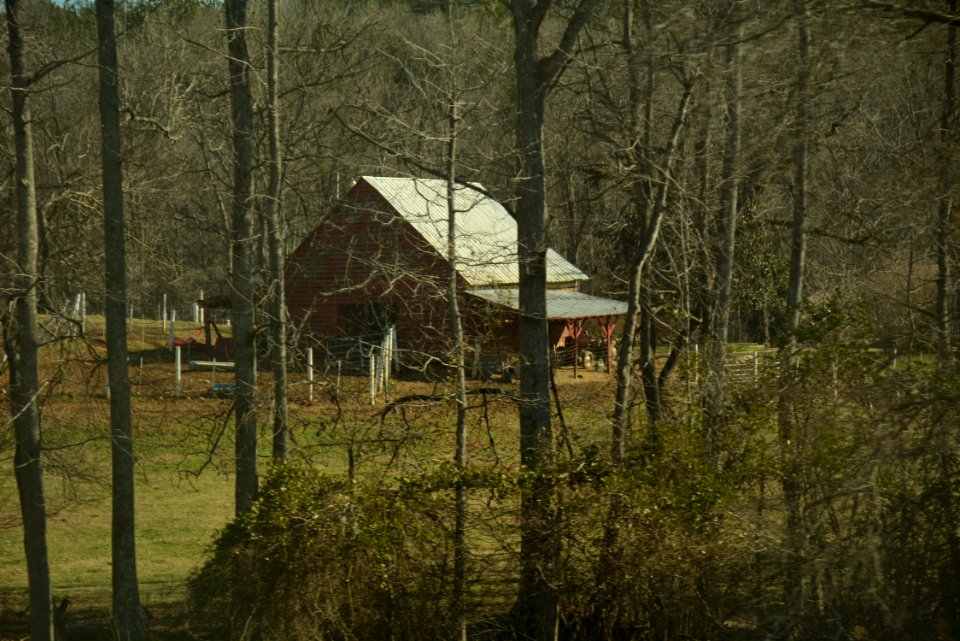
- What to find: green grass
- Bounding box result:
[0,412,235,607]
[0,317,617,636]
[0,327,750,609]
[0,372,521,604]
[0,317,240,614]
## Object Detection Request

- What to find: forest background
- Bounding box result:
[2,1,960,640]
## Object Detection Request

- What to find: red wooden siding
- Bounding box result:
[285,179,493,363]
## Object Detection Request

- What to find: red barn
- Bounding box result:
[285,176,626,372]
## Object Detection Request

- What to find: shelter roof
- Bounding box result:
[467,288,628,320]
[360,176,588,288]
[198,295,232,309]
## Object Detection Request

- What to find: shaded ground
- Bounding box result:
[0,600,202,641]
[1,327,618,641]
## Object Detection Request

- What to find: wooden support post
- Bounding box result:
[695,343,700,385]
[568,319,579,378]
[369,352,376,405]
[599,316,617,375]
[381,332,391,395]
[832,356,838,399]
[175,346,182,395]
[307,347,314,403]
[391,326,399,370]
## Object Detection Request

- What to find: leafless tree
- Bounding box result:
[503,1,598,638]
[609,0,695,459]
[95,0,149,637]
[225,0,259,514]
[778,0,811,625]
[935,0,957,362]
[702,4,742,464]
[4,1,54,638]
[265,0,288,460]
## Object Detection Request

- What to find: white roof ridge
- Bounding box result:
[361,176,587,288]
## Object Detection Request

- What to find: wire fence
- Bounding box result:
[10,317,927,410]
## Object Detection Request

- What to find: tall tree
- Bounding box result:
[446,100,470,641]
[932,2,960,630]
[936,0,956,362]
[777,0,811,626]
[503,1,597,638]
[702,6,742,463]
[610,0,694,459]
[4,1,54,638]
[95,0,149,638]
[266,0,288,460]
[225,0,259,514]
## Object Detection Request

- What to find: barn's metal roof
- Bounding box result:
[362,176,588,287]
[467,288,628,320]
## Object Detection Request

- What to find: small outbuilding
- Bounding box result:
[285,176,626,373]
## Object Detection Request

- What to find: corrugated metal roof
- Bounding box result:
[362,176,588,287]
[467,288,628,320]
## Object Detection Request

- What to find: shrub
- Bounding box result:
[188,463,454,641]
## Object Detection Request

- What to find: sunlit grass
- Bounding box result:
[0,316,616,619]
[0,412,235,606]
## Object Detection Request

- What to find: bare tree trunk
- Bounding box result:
[610,76,692,464]
[5,2,54,638]
[597,16,693,630]
[634,4,660,431]
[446,100,469,641]
[936,0,956,364]
[225,0,259,514]
[703,18,742,464]
[692,69,715,351]
[610,0,648,461]
[778,1,810,627]
[512,25,557,637]
[505,3,597,638]
[266,0,288,461]
[935,3,960,632]
[95,1,149,638]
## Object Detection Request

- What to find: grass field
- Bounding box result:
[0,316,620,639]
[0,318,242,638]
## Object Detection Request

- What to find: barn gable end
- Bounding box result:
[285,176,625,370]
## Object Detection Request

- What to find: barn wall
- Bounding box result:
[286,179,488,365]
